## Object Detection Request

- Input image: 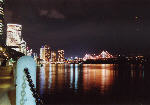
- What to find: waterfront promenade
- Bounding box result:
[0,66,15,105]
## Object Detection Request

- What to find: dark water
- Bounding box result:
[36,64,150,105]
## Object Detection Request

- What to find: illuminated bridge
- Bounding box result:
[83,51,114,61]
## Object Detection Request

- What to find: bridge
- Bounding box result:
[83,50,114,61]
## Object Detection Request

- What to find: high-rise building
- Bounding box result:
[40,46,45,61]
[44,45,51,62]
[40,45,51,63]
[51,51,56,63]
[58,50,64,63]
[0,0,5,46]
[6,24,22,52]
[20,38,27,55]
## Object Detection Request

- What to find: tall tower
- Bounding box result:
[51,51,56,63]
[40,46,45,61]
[58,50,65,63]
[6,24,22,52]
[40,45,51,63]
[44,45,51,62]
[0,0,5,46]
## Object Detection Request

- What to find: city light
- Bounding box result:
[40,45,51,63]
[6,24,22,47]
[83,51,114,61]
[0,0,149,105]
[51,51,57,63]
[58,50,65,63]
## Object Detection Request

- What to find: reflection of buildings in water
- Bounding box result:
[64,64,68,82]
[75,64,79,90]
[48,64,56,90]
[83,64,115,94]
[49,64,52,88]
[57,64,65,89]
[40,66,45,94]
[130,64,144,79]
[44,64,50,90]
[70,64,74,88]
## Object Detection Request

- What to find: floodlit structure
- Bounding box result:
[0,0,5,45]
[6,24,28,55]
[6,24,22,51]
[40,46,45,61]
[40,45,51,63]
[99,51,113,59]
[44,45,51,62]
[83,54,95,61]
[20,38,27,55]
[58,50,65,63]
[51,51,57,63]
[83,51,114,61]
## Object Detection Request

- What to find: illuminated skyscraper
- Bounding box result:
[45,45,51,62]
[51,51,56,63]
[0,0,5,46]
[20,38,27,55]
[6,24,22,52]
[58,50,65,63]
[40,46,45,61]
[40,45,51,63]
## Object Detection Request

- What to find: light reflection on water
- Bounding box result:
[82,64,115,94]
[37,64,146,93]
[39,66,45,94]
[70,64,73,88]
[37,64,147,104]
[75,64,79,90]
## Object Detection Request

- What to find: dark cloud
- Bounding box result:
[39,10,49,16]
[39,9,65,19]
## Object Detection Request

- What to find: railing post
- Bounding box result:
[16,56,36,105]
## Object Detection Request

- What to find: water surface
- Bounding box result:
[37,64,150,105]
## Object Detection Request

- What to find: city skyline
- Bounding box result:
[0,1,150,104]
[4,0,150,57]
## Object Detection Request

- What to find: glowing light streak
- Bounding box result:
[48,64,52,88]
[75,64,79,90]
[40,65,45,94]
[70,64,73,88]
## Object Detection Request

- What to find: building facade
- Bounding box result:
[40,47,45,61]
[40,45,51,63]
[20,38,27,55]
[51,51,57,63]
[44,45,51,62]
[0,0,5,46]
[6,24,22,52]
[57,50,65,63]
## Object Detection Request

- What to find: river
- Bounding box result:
[36,64,150,105]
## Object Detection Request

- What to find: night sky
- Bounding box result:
[5,0,150,57]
